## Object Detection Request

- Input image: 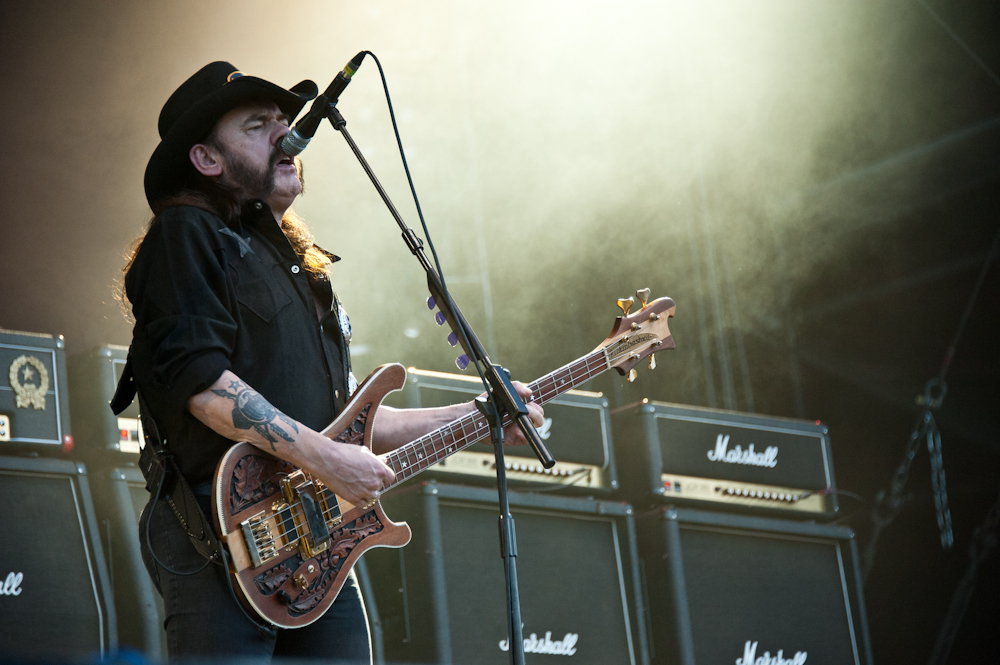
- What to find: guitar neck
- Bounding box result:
[383,348,611,488]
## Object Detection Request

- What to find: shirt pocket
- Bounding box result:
[230,260,292,323]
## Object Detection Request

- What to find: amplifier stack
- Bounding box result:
[2,342,873,664]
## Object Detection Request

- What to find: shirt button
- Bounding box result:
[335,390,340,399]
[291,265,300,274]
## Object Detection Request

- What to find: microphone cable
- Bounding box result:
[363,52,502,412]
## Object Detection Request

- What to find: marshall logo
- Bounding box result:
[707,434,777,468]
[499,630,578,656]
[735,640,807,665]
[8,355,49,410]
[1,572,23,596]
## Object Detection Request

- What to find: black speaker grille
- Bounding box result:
[679,525,859,665]
[0,469,106,659]
[439,501,636,663]
[367,484,646,664]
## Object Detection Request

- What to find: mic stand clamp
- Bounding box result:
[326,104,553,664]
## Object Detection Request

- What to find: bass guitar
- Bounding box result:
[211,292,675,627]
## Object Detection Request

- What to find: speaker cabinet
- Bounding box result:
[638,507,873,665]
[0,456,116,660]
[364,482,649,664]
[89,465,167,661]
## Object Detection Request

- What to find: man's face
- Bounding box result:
[207,100,302,216]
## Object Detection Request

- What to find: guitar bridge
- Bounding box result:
[240,511,279,568]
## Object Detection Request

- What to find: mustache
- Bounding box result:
[270,143,285,169]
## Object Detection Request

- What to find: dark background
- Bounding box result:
[0,1,997,662]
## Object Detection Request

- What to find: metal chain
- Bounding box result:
[925,413,954,550]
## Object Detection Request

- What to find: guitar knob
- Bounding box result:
[616,297,634,316]
[635,288,650,308]
[648,353,656,370]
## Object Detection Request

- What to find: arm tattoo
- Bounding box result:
[211,382,299,451]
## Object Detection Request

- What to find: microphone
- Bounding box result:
[282,51,367,156]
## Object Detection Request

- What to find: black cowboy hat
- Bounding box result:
[144,61,318,207]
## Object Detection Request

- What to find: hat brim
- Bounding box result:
[144,75,317,208]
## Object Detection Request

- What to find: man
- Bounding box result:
[125,61,543,662]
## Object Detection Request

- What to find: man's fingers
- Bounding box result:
[527,403,545,428]
[512,380,534,402]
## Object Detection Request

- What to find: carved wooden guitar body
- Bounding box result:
[213,294,676,628]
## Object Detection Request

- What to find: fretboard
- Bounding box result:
[383,348,611,488]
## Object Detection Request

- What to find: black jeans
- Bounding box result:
[139,495,372,663]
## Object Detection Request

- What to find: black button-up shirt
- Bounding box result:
[125,200,352,485]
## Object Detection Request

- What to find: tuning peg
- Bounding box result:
[627,368,638,383]
[447,332,459,347]
[435,312,446,326]
[455,354,470,370]
[426,296,436,309]
[616,297,634,316]
[648,353,656,370]
[635,288,650,308]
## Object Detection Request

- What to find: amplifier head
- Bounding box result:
[614,400,838,518]
[0,329,73,453]
[68,345,141,462]
[386,368,618,493]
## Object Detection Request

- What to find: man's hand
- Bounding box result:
[305,438,395,508]
[497,380,546,446]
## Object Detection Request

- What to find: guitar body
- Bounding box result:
[212,364,412,628]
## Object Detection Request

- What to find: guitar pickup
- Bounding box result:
[281,472,332,558]
[300,491,330,547]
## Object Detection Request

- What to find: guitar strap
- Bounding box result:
[111,354,221,564]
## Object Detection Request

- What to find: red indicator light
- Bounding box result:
[62,435,74,453]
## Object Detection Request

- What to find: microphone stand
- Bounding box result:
[325,105,554,665]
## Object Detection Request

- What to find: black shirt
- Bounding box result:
[125,200,353,485]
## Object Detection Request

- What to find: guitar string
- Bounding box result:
[252,333,659,548]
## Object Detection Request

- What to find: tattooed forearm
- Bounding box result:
[211,382,299,451]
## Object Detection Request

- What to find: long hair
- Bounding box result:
[119,163,330,315]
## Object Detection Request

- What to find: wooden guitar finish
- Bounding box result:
[213,296,676,628]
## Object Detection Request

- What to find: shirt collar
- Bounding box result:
[239,198,342,264]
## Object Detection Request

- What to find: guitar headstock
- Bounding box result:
[595,289,676,381]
